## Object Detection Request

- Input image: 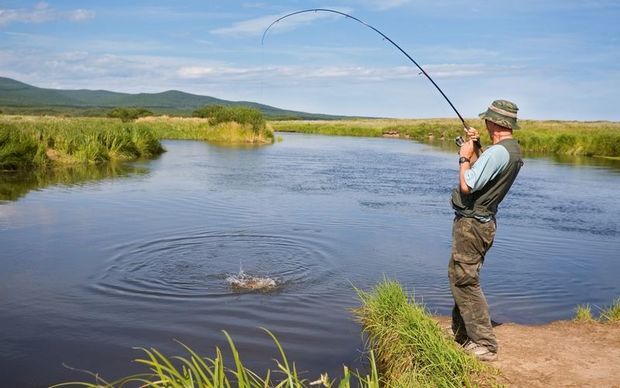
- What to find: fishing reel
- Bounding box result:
[455,136,482,149]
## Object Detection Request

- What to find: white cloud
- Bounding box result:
[0,2,94,27]
[0,48,505,92]
[211,9,346,37]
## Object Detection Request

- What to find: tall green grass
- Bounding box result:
[53,329,380,388]
[0,115,275,169]
[575,298,620,323]
[0,116,164,169]
[354,279,498,387]
[600,298,620,322]
[0,126,44,169]
[137,116,274,144]
[271,118,620,158]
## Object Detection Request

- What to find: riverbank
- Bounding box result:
[271,118,620,158]
[432,316,620,387]
[461,318,620,387]
[0,115,274,169]
[357,280,620,387]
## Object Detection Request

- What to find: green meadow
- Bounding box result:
[271,118,620,158]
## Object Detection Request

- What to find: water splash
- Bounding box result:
[226,269,278,292]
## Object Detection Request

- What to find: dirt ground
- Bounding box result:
[437,318,620,387]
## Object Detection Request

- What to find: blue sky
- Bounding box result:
[1,1,619,120]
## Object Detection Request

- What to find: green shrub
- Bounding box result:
[107,107,154,122]
[193,105,266,133]
[192,104,226,118]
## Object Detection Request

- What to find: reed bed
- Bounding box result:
[354,279,499,387]
[271,118,620,158]
[53,329,380,388]
[136,116,275,144]
[0,115,275,169]
[0,115,164,169]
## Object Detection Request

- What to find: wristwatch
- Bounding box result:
[459,156,471,164]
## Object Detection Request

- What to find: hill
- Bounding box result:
[0,77,346,120]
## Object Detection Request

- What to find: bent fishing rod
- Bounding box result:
[262,8,482,148]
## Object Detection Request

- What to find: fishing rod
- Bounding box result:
[262,8,480,145]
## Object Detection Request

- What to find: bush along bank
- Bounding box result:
[0,116,164,170]
[187,105,274,143]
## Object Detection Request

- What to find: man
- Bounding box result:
[448,99,523,361]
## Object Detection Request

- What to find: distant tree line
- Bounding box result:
[192,105,266,133]
[107,107,154,122]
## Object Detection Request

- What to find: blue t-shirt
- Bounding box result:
[464,144,510,192]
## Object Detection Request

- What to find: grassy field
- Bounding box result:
[271,118,620,158]
[0,115,274,170]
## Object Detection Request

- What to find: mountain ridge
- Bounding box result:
[0,77,348,119]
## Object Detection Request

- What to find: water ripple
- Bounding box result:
[87,230,337,300]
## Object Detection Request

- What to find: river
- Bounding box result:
[1,133,619,386]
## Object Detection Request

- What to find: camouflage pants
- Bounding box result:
[448,216,498,353]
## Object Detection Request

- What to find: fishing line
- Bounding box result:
[261,8,472,130]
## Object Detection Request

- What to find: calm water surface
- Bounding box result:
[1,133,619,386]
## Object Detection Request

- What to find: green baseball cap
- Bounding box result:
[479,99,519,130]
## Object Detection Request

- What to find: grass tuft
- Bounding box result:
[573,305,596,323]
[599,298,620,323]
[353,279,499,387]
[574,299,620,323]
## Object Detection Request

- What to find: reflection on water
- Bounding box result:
[524,152,620,171]
[0,163,149,201]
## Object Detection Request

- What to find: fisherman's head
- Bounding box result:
[479,100,519,134]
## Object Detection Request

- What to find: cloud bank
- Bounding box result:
[0,2,94,27]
